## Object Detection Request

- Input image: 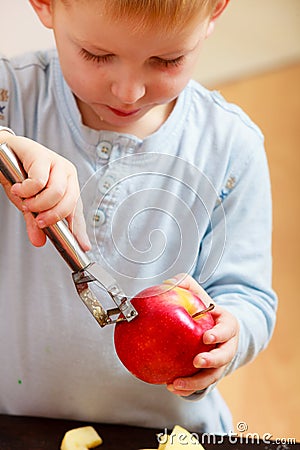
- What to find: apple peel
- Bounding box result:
[192,303,215,320]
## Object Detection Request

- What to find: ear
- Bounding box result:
[205,0,230,38]
[29,0,54,29]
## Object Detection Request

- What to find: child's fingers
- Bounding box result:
[21,155,79,219]
[194,348,227,369]
[10,161,51,199]
[67,215,91,252]
[168,366,225,395]
[203,306,239,345]
[22,164,69,215]
[7,137,53,197]
[1,135,90,249]
[25,197,90,251]
[23,211,47,247]
[193,338,237,369]
[34,191,76,227]
[32,181,91,251]
[166,384,195,397]
[66,199,91,252]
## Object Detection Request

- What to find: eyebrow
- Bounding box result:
[82,44,112,54]
[74,36,112,53]
[157,41,200,59]
[77,35,200,58]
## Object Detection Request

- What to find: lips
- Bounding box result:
[108,106,141,117]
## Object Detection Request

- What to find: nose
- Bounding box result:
[111,71,146,104]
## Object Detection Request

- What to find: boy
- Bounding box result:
[0,0,277,434]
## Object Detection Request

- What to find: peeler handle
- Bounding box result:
[0,142,90,273]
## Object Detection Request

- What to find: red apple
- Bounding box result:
[114,283,216,385]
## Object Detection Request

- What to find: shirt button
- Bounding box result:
[98,175,115,194]
[97,141,112,160]
[92,208,106,226]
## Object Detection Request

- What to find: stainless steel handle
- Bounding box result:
[0,142,90,272]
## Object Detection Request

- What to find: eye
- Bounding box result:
[152,55,185,69]
[79,48,114,64]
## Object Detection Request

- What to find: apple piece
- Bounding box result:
[114,283,215,384]
[158,440,168,450]
[60,426,102,450]
[165,425,205,449]
[139,425,205,450]
[157,435,169,449]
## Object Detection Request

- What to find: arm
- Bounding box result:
[0,127,90,250]
[167,140,277,397]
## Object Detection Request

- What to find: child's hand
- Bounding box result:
[0,132,91,251]
[165,274,239,397]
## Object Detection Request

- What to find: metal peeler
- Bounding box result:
[0,142,138,327]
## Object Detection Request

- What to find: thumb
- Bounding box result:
[67,198,91,252]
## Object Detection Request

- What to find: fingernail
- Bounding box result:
[21,204,29,212]
[194,357,206,368]
[37,219,46,228]
[206,333,216,344]
[84,240,92,251]
[11,184,19,194]
[174,380,185,389]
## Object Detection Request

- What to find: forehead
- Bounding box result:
[59,0,212,33]
[57,0,211,58]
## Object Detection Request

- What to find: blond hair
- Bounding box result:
[59,0,221,32]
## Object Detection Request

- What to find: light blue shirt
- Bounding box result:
[0,50,277,433]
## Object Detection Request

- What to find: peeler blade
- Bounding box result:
[72,263,138,327]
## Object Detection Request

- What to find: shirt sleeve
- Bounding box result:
[183,132,277,402]
[199,137,277,375]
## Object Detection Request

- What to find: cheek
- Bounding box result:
[61,61,109,101]
[62,66,88,98]
[153,72,190,102]
[55,41,109,100]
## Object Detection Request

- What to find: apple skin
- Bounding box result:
[114,283,216,385]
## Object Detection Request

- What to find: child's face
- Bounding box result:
[48,1,212,137]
